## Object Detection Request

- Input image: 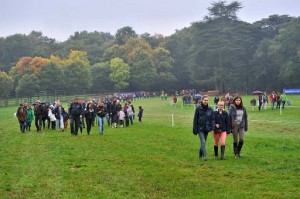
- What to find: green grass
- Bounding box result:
[1,96,300,198]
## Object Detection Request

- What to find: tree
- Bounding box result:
[277,18,300,87]
[65,50,90,67]
[129,49,156,90]
[204,1,242,21]
[0,31,58,72]
[91,62,113,91]
[0,34,33,72]
[109,58,130,90]
[38,62,64,94]
[115,26,137,45]
[15,74,39,98]
[153,47,177,89]
[57,31,114,65]
[164,28,193,89]
[63,50,91,92]
[64,62,91,92]
[102,44,127,62]
[0,71,13,97]
[253,15,293,40]
[140,33,165,48]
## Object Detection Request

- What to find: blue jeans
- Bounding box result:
[198,131,209,158]
[98,116,105,134]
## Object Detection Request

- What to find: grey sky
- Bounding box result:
[1,0,299,42]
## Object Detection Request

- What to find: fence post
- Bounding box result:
[172,114,174,127]
[280,104,282,115]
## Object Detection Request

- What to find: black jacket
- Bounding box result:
[193,105,215,135]
[84,108,95,120]
[213,110,230,134]
[69,102,83,117]
[96,106,107,117]
[34,105,44,117]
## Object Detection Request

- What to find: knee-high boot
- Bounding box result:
[199,149,203,159]
[233,143,238,158]
[237,141,243,158]
[220,145,225,160]
[214,146,218,158]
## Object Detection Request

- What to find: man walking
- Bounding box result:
[69,97,83,135]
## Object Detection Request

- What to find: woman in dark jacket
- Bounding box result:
[213,101,230,160]
[84,102,95,135]
[193,95,215,161]
[229,96,248,158]
[96,102,107,135]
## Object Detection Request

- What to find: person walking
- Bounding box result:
[269,92,276,110]
[69,97,83,136]
[138,106,143,123]
[96,101,107,135]
[258,94,263,111]
[214,95,220,110]
[213,101,230,160]
[127,101,135,124]
[193,95,215,161]
[16,103,27,133]
[34,100,44,133]
[26,105,34,131]
[110,99,119,128]
[85,102,95,135]
[48,105,56,130]
[229,96,248,158]
[52,102,66,131]
[280,93,287,109]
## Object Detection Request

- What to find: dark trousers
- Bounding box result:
[51,121,56,130]
[86,118,93,134]
[125,116,129,127]
[35,116,43,132]
[70,116,80,135]
[42,117,49,129]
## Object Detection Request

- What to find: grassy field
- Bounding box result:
[1,95,300,198]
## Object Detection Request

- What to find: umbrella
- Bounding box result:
[253,91,263,95]
[194,94,202,99]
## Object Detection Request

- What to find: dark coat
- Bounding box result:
[96,106,107,117]
[52,107,65,119]
[193,105,215,135]
[213,110,230,134]
[34,105,44,117]
[69,102,83,118]
[84,107,96,120]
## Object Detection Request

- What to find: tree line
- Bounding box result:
[0,1,299,98]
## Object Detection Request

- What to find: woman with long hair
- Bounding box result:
[193,95,215,161]
[85,102,95,135]
[229,96,248,158]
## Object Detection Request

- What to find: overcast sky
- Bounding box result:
[1,0,299,42]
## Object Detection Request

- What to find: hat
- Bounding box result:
[35,100,41,103]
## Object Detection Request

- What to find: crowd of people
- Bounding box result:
[15,90,290,161]
[16,96,144,136]
[249,91,288,111]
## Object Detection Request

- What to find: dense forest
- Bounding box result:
[0,1,299,98]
